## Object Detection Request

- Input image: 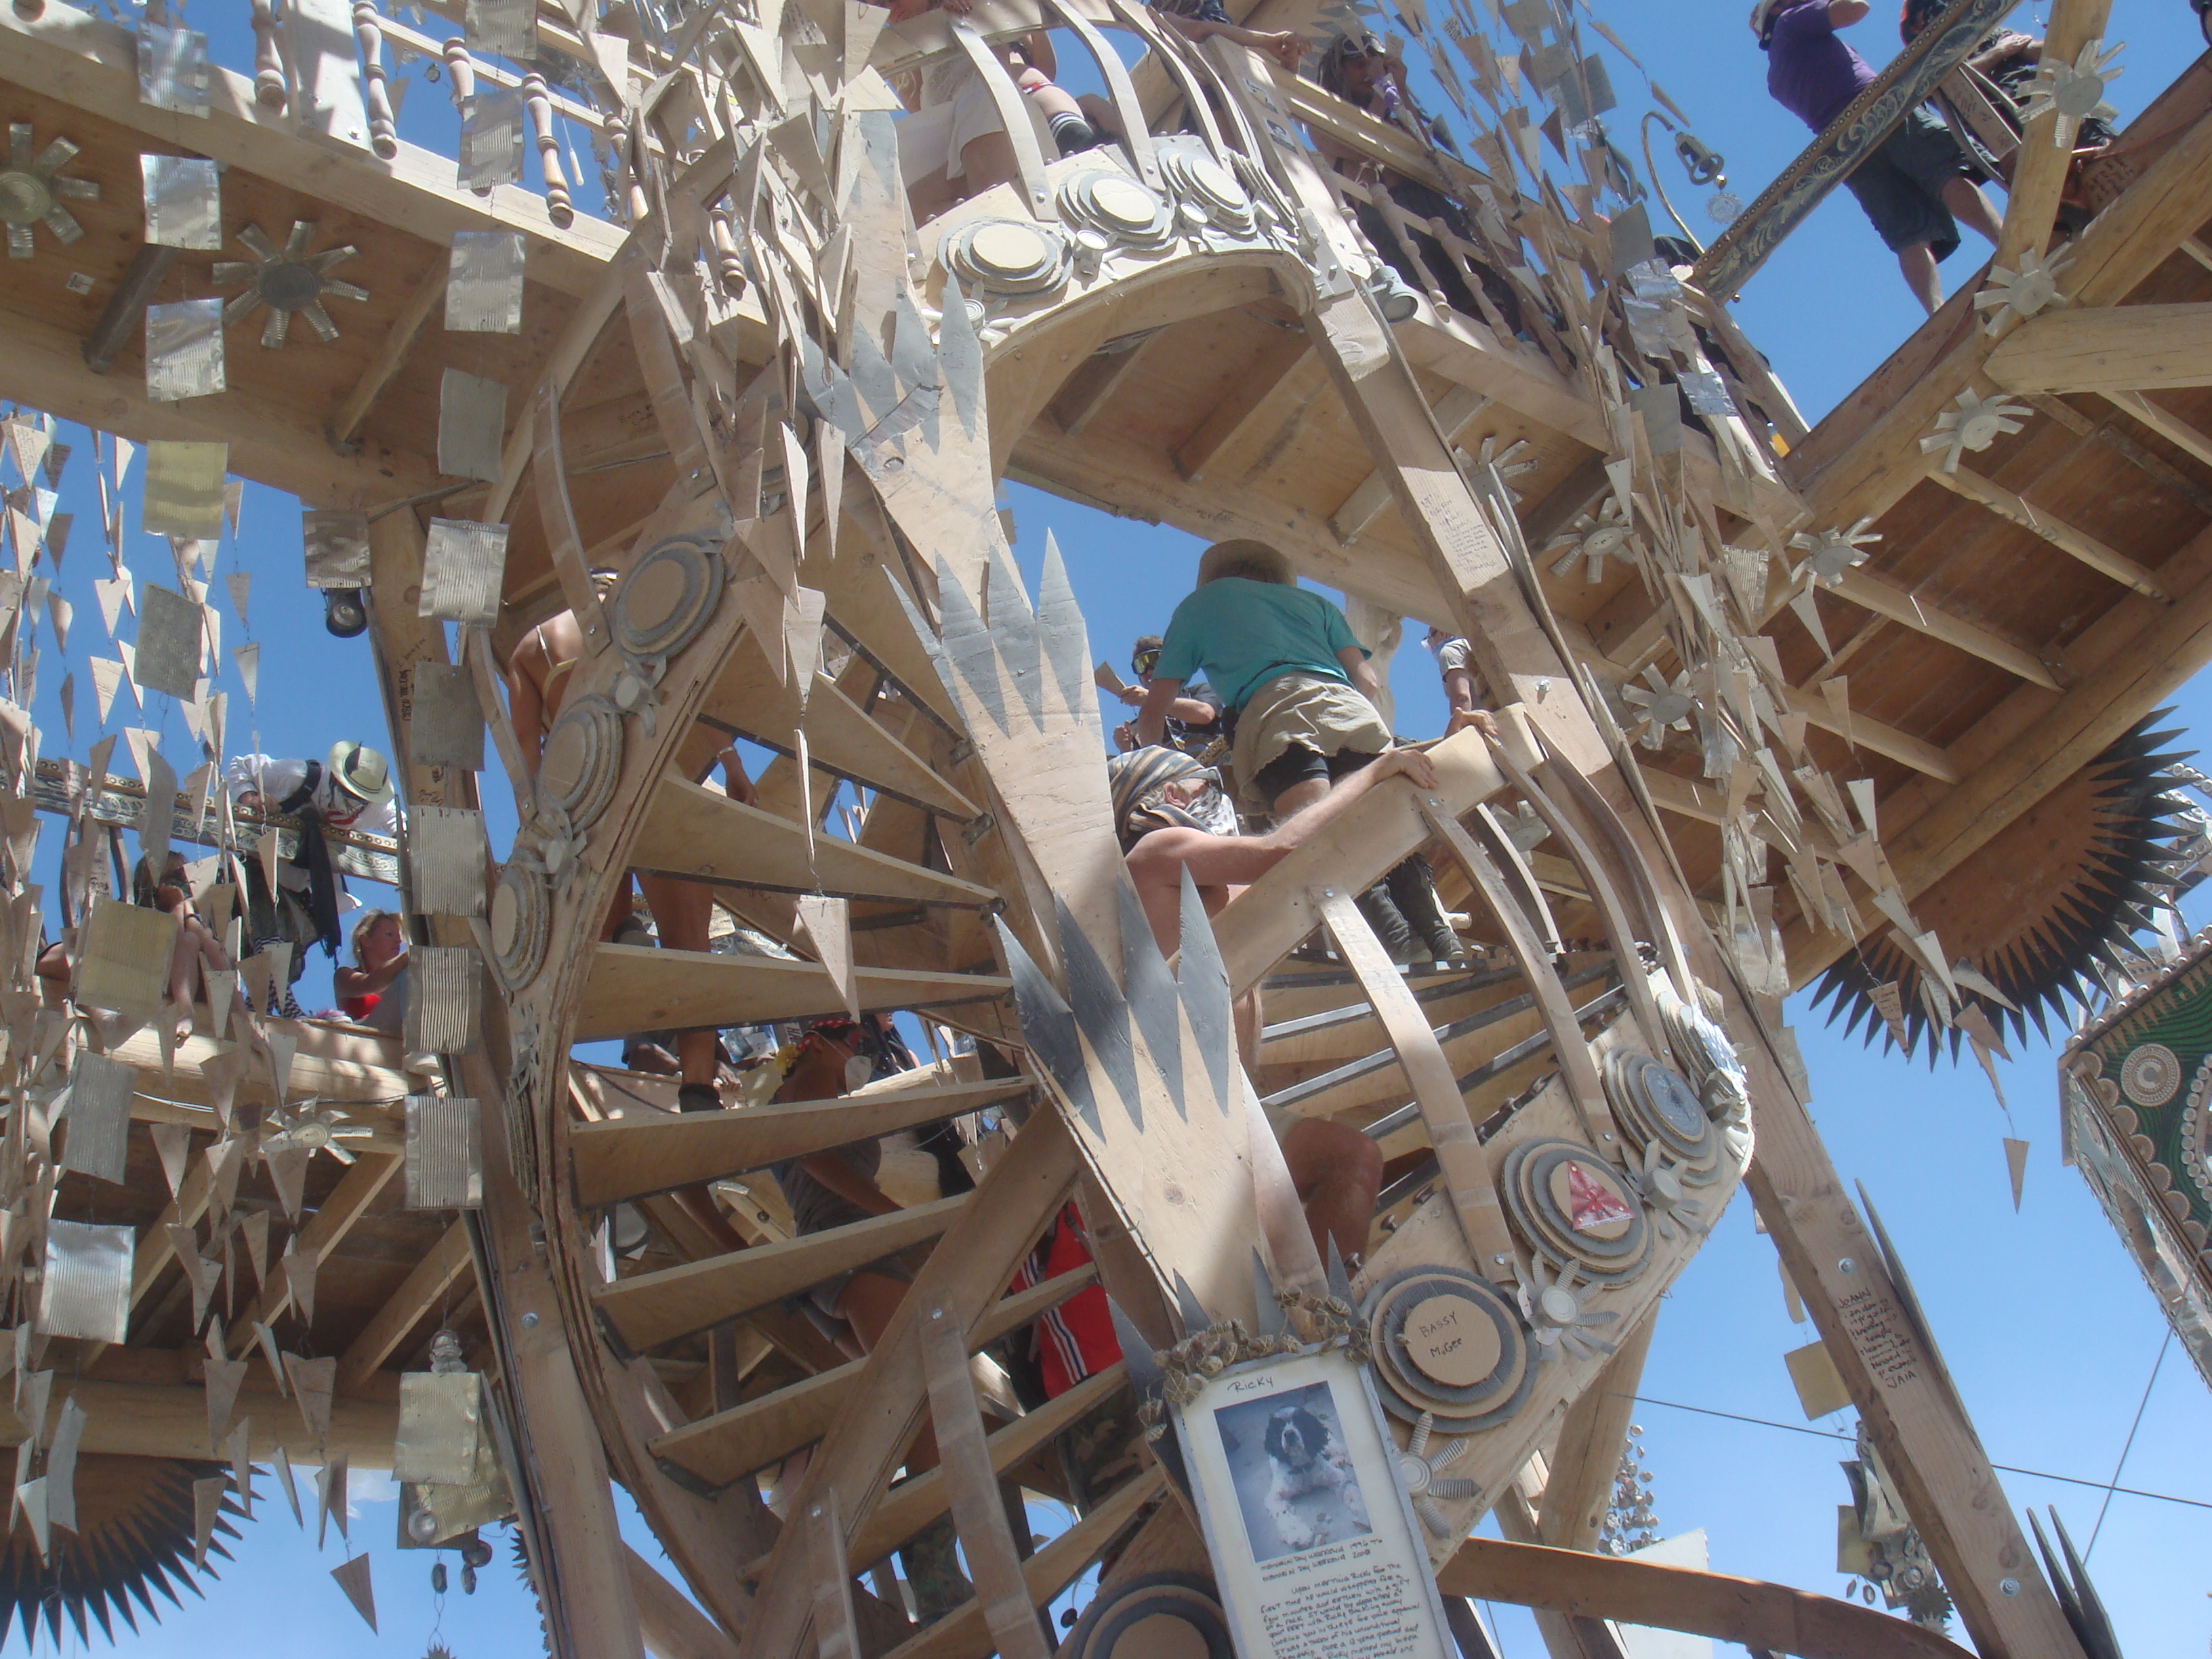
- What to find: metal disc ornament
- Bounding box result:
[2121,1042,2183,1108]
[487,863,550,987]
[1603,1048,1716,1167]
[941,218,1069,296]
[1057,167,1174,249]
[1063,1572,1231,1659]
[1363,1264,1538,1429]
[610,534,723,668]
[1160,142,1256,235]
[1501,1139,1653,1286]
[534,695,623,833]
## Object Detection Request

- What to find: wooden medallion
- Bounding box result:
[1365,1265,1536,1428]
[535,696,623,832]
[489,863,550,987]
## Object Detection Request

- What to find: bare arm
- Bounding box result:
[508,638,546,777]
[1338,645,1386,709]
[1134,675,1185,749]
[335,949,409,999]
[1826,0,1869,24]
[1156,9,1304,70]
[798,1149,901,1216]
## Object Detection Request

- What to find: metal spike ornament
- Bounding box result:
[1397,1412,1482,1538]
[1545,495,1635,583]
[1,124,98,258]
[1790,517,1879,588]
[1599,1429,1659,1554]
[213,222,370,347]
[2019,39,2123,144]
[1620,665,1696,750]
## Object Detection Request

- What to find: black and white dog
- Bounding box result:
[1261,1402,1369,1550]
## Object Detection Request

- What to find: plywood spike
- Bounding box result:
[329,1553,375,1632]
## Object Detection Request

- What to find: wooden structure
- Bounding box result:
[0,0,2204,1653]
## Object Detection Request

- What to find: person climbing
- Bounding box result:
[1427,627,1492,737]
[1753,0,2002,314]
[507,569,750,1110]
[132,849,253,1041]
[335,907,408,1033]
[1132,539,1461,964]
[1110,634,1225,758]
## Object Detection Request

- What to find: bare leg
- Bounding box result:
[1279,1117,1382,1269]
[1076,91,1119,139]
[907,166,958,222]
[1898,241,1942,314]
[1269,777,1332,821]
[1942,175,2003,243]
[637,872,719,1089]
[956,130,1019,198]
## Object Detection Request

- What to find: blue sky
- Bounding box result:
[10,0,2212,1653]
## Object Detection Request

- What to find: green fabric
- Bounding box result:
[1153,579,1366,711]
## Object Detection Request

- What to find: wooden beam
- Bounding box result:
[628,1545,739,1659]
[2104,387,2212,470]
[1986,300,2212,394]
[0,1,623,297]
[81,245,176,375]
[224,1151,403,1353]
[1172,332,1320,482]
[1823,567,2061,689]
[1044,331,1164,437]
[1923,462,2167,596]
[1330,386,1492,544]
[3,1376,398,1465]
[1988,0,2114,275]
[1778,682,1958,782]
[329,257,451,451]
[335,1221,474,1393]
[574,946,1010,1043]
[1437,1536,1974,1659]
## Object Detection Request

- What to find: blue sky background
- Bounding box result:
[6,0,2211,1652]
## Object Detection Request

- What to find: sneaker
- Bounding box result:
[1356,883,1420,964]
[1387,855,1462,964]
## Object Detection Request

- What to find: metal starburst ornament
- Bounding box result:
[1,124,98,258]
[1973,247,2073,335]
[1515,1257,1620,1362]
[1918,390,2030,474]
[1547,495,1636,584]
[1629,1143,1708,1243]
[1789,517,1879,588]
[1398,1412,1482,1538]
[213,220,369,346]
[1620,665,1696,750]
[2020,39,2123,144]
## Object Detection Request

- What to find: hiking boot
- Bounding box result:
[1356,883,1420,964]
[1387,855,1462,964]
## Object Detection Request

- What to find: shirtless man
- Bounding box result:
[507,571,753,1112]
[1122,743,1447,1269]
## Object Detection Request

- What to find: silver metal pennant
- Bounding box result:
[1115,877,1183,1120]
[60,1050,134,1185]
[39,1220,132,1343]
[457,86,525,190]
[145,298,225,401]
[394,1372,489,1484]
[302,508,373,588]
[1174,864,1235,1115]
[1055,892,1140,1131]
[134,583,203,699]
[991,916,1098,1134]
[405,944,482,1054]
[437,368,508,484]
[464,0,535,57]
[141,155,222,250]
[141,441,228,537]
[410,661,485,772]
[445,231,525,334]
[418,518,507,625]
[406,804,487,917]
[404,1095,483,1210]
[138,22,211,117]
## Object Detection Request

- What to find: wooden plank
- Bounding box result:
[329,257,450,449]
[1777,682,1957,783]
[223,1151,402,1352]
[335,1221,474,1393]
[628,1543,739,1659]
[1824,567,2061,689]
[593,1196,968,1353]
[1437,1536,1974,1659]
[630,777,995,907]
[918,1310,1050,1659]
[1044,331,1164,437]
[1924,462,2166,596]
[571,1075,1031,1208]
[1988,0,2114,275]
[575,945,1010,1042]
[1171,333,1320,482]
[2104,386,2212,470]
[1536,1305,1657,1551]
[1316,887,1516,1275]
[1330,386,1491,544]
[807,1490,865,1659]
[654,1266,1099,1490]
[1986,300,2212,394]
[0,1376,398,1465]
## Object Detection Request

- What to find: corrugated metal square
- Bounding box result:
[394,1372,493,1485]
[418,519,507,626]
[463,0,535,57]
[407,805,487,917]
[437,369,508,485]
[60,1051,134,1186]
[134,583,203,699]
[457,86,524,190]
[145,298,225,401]
[445,232,525,335]
[404,1095,483,1210]
[303,508,373,589]
[411,662,485,773]
[141,441,227,538]
[405,945,482,1054]
[141,155,221,250]
[76,897,176,1022]
[39,1220,132,1344]
[137,22,209,116]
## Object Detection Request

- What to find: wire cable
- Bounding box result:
[2085,1328,2171,1556]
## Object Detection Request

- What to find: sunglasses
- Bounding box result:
[1132,648,1161,675]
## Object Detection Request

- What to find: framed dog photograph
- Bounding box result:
[1173,1346,1452,1658]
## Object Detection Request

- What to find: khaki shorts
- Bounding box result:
[1230,672,1393,812]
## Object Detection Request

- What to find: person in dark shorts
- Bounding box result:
[1755,0,2002,313]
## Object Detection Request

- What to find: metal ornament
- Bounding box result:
[404,1094,484,1210]
[3,125,98,258]
[1919,390,2030,474]
[445,230,527,333]
[141,441,228,537]
[404,945,482,1055]
[138,22,211,117]
[1500,1137,1654,1287]
[418,517,508,625]
[38,1219,133,1343]
[134,583,205,699]
[302,507,373,588]
[1973,248,2073,335]
[487,863,550,987]
[77,894,176,1020]
[464,0,535,57]
[1790,517,1881,588]
[533,695,623,838]
[407,805,489,916]
[1362,1263,1538,1430]
[457,86,525,190]
[2020,38,2123,142]
[141,155,222,250]
[940,218,1071,298]
[394,1370,493,1485]
[437,368,508,483]
[144,298,226,401]
[60,1049,135,1185]
[213,221,368,347]
[1545,496,1635,584]
[410,661,487,772]
[605,534,724,724]
[1397,1412,1483,1537]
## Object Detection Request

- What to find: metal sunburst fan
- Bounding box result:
[0,124,98,258]
[213,220,369,346]
[1811,711,2203,1065]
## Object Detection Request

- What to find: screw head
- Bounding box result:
[1999,1577,2021,1597]
[1838,1257,1856,1275]
[521,1311,539,1328]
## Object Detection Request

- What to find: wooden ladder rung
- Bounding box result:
[574,946,1010,1043]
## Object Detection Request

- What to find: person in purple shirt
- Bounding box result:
[1753,0,2002,314]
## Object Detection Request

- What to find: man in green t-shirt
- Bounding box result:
[1132,539,1458,964]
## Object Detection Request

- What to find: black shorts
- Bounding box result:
[1842,106,1969,260]
[1251,743,1377,803]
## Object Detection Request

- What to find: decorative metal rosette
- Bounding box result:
[1057,166,1174,251]
[487,862,550,989]
[1602,1048,1721,1179]
[940,217,1071,297]
[607,533,724,728]
[2179,1054,2212,1213]
[1063,1572,1231,1659]
[2121,1042,2184,1108]
[534,693,624,836]
[1657,984,1749,1120]
[1361,1264,1538,1430]
[1158,138,1257,238]
[1500,1138,1652,1287]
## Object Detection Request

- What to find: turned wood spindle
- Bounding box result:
[520,74,573,227]
[350,0,399,159]
[249,0,287,108]
[710,210,747,298]
[441,35,477,107]
[618,109,651,225]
